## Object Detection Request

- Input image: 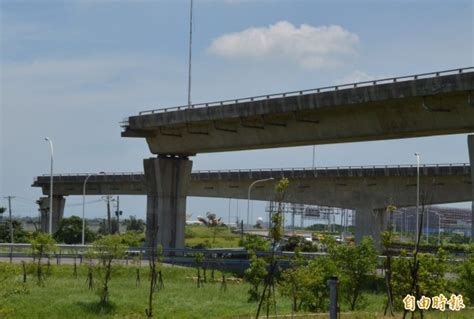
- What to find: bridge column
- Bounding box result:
[355,207,389,249]
[37,195,65,234]
[469,135,474,241]
[144,156,192,249]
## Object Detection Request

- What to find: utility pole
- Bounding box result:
[117,196,120,233]
[415,153,421,241]
[4,196,15,244]
[114,195,122,234]
[105,196,111,234]
[228,198,231,225]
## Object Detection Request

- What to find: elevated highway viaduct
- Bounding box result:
[33,163,472,246]
[117,68,474,248]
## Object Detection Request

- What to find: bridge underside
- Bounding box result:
[142,92,474,155]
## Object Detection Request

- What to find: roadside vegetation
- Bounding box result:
[1,186,473,318]
[185,224,240,248]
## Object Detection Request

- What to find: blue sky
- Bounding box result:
[1,0,473,223]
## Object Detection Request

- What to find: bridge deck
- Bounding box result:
[33,163,470,186]
[121,68,474,155]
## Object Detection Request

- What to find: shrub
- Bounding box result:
[245,251,268,302]
[88,235,127,305]
[54,216,95,244]
[391,248,449,310]
[30,233,56,285]
[283,235,317,252]
[279,256,336,312]
[456,255,474,305]
[239,234,270,251]
[327,236,378,310]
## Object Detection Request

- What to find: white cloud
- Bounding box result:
[208,21,359,69]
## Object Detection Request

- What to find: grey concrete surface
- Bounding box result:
[33,164,471,209]
[37,196,65,233]
[33,164,471,247]
[144,157,192,249]
[355,207,389,248]
[122,71,474,155]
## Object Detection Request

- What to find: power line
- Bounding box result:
[66,199,103,207]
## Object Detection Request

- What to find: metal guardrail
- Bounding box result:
[121,67,474,119]
[36,163,469,179]
[0,243,323,259]
[1,244,467,265]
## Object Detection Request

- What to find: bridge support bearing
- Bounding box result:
[355,207,389,250]
[469,135,474,241]
[144,156,192,249]
[38,195,65,233]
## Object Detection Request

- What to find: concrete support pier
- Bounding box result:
[144,156,192,249]
[355,207,389,249]
[469,135,474,241]
[38,195,65,233]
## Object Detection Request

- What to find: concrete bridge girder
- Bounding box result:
[33,164,471,247]
[122,72,474,155]
[189,174,470,209]
[34,166,471,209]
[143,94,474,155]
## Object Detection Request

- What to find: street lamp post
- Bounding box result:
[426,208,430,243]
[247,178,275,230]
[433,211,442,246]
[414,153,421,241]
[44,137,54,235]
[82,171,106,244]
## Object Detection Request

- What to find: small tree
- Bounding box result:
[194,252,205,288]
[123,215,145,233]
[0,220,29,243]
[391,248,448,311]
[456,250,474,305]
[245,251,268,302]
[145,240,162,318]
[381,204,397,316]
[30,233,56,286]
[89,235,126,306]
[197,212,226,244]
[327,236,378,310]
[54,215,95,244]
[256,178,288,318]
[280,256,336,312]
[279,250,304,312]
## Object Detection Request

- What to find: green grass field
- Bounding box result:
[1,263,292,319]
[1,262,473,318]
[185,225,241,248]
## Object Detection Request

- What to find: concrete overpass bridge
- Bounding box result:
[116,67,474,248]
[33,163,472,244]
[116,67,474,247]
